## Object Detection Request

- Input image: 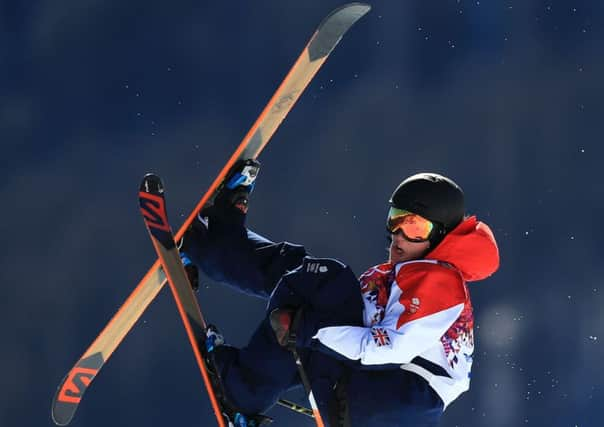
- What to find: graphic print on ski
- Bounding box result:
[51,3,371,426]
[138,174,231,427]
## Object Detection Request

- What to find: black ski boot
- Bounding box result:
[204,159,261,218]
[178,159,261,290]
[221,158,261,214]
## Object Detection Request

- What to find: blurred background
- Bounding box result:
[1,0,603,426]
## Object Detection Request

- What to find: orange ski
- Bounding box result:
[51,3,371,425]
[138,174,232,426]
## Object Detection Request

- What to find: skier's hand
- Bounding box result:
[269,307,303,349]
[269,308,295,347]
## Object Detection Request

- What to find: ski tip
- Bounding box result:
[336,2,372,14]
[140,173,164,195]
[319,3,372,29]
[309,3,372,61]
[51,353,104,426]
[51,377,75,426]
[51,406,72,426]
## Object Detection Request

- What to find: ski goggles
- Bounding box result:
[386,207,435,242]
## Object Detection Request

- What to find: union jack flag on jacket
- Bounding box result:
[313,216,499,408]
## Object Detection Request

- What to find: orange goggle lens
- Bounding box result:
[387,207,434,242]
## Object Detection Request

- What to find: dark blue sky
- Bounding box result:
[1,1,603,426]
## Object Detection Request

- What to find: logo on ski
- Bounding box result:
[273,91,299,113]
[139,192,170,232]
[57,367,98,404]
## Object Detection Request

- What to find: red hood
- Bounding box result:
[425,216,499,282]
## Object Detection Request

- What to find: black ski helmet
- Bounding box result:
[389,173,465,245]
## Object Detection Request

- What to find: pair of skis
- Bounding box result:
[51,3,370,426]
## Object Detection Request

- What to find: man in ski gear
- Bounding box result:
[180,162,499,427]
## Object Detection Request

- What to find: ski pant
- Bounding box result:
[181,214,313,413]
[181,214,444,426]
[344,369,443,426]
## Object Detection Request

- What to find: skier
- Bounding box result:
[180,161,499,427]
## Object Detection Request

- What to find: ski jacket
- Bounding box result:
[312,216,499,408]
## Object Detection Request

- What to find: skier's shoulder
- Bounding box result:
[359,262,394,278]
[395,259,467,302]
